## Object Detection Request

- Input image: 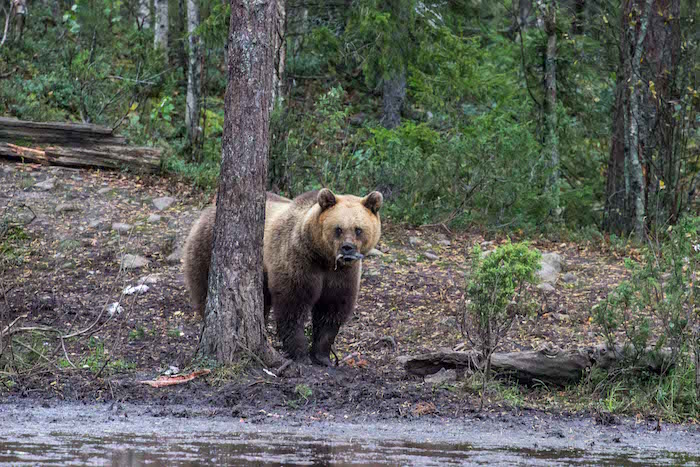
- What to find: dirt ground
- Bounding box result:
[0,160,633,421]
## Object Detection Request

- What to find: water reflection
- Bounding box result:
[1,430,697,466]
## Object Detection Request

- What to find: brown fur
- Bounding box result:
[182,189,382,365]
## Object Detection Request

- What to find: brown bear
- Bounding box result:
[182,188,382,366]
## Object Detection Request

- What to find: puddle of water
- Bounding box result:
[1,430,697,466]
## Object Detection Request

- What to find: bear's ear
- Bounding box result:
[362,191,383,214]
[318,188,337,211]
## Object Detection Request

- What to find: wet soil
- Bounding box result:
[0,159,657,427]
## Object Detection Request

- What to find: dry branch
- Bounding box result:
[399,346,674,385]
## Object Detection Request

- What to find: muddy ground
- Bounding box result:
[2,401,700,465]
[0,159,644,424]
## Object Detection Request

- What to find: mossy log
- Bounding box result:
[399,346,674,385]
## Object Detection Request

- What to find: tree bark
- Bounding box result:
[185,0,202,159]
[272,0,286,105]
[380,69,406,130]
[154,0,168,53]
[138,0,151,29]
[627,0,654,238]
[198,0,278,365]
[539,1,560,221]
[518,0,532,30]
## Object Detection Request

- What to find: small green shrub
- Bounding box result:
[463,241,540,406]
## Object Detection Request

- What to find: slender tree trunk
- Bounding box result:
[272,0,286,105]
[199,0,278,365]
[186,0,202,160]
[154,0,168,53]
[539,1,560,220]
[627,0,654,238]
[138,0,151,29]
[518,0,532,30]
[380,69,406,130]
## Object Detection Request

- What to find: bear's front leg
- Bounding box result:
[274,298,312,361]
[311,300,353,366]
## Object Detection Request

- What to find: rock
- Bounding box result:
[480,240,494,247]
[363,268,381,278]
[56,202,80,213]
[537,283,555,294]
[112,222,132,233]
[538,252,563,284]
[409,236,421,247]
[153,196,176,211]
[121,254,149,269]
[166,247,183,264]
[366,248,384,258]
[35,178,56,190]
[138,274,161,284]
[97,187,112,195]
[425,368,457,385]
[561,272,577,283]
[437,239,451,246]
[107,302,123,316]
[123,284,149,295]
[147,214,162,224]
[424,252,439,261]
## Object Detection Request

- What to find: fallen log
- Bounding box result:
[399,346,674,386]
[4,142,162,171]
[0,117,126,146]
[0,142,161,173]
[0,117,162,173]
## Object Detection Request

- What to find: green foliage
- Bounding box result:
[595,217,700,364]
[465,242,541,347]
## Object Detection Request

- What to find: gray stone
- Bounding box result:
[537,283,556,293]
[166,247,183,264]
[35,178,56,190]
[425,368,457,385]
[153,196,176,211]
[367,248,384,258]
[538,252,563,284]
[409,236,421,247]
[480,240,494,247]
[56,202,80,213]
[147,214,162,224]
[363,268,380,277]
[97,187,112,195]
[424,252,439,261]
[561,272,577,283]
[112,222,132,233]
[437,239,451,246]
[121,254,149,269]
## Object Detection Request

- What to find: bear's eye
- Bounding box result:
[355,227,363,236]
[335,227,343,238]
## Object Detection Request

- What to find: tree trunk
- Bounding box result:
[539,1,560,220]
[518,0,532,30]
[380,69,406,130]
[198,0,278,365]
[603,0,655,236]
[627,0,654,239]
[138,0,151,29]
[154,0,168,53]
[272,0,286,105]
[185,0,202,159]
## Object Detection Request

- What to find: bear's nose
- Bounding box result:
[340,243,356,255]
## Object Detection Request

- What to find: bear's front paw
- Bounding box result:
[310,352,333,367]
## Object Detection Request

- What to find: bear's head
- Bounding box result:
[313,188,383,268]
